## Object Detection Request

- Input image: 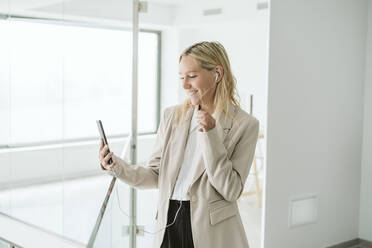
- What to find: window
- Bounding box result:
[0,19,160,146]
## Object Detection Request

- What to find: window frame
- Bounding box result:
[0,14,162,150]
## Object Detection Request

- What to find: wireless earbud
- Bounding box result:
[195,72,220,111]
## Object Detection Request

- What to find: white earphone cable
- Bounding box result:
[110,170,183,235]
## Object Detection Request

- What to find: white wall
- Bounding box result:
[359,0,372,241]
[159,27,180,112]
[265,0,367,247]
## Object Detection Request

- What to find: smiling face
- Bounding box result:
[179,55,216,106]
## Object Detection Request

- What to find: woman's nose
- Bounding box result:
[182,79,190,89]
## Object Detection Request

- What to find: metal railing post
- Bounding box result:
[130,0,140,247]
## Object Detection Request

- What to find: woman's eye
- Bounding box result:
[179,75,196,80]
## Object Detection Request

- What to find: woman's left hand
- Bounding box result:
[197,109,216,132]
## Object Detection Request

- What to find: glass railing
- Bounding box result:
[0,129,161,247]
[0,238,14,248]
[0,168,115,246]
[0,138,126,245]
[0,0,168,246]
[0,210,86,248]
[0,162,158,248]
[0,164,132,247]
[91,173,160,248]
[93,177,130,248]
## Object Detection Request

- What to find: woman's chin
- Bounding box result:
[190,97,200,106]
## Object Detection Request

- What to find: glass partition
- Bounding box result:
[93,179,131,248]
[0,9,11,218]
[0,0,162,246]
[7,16,65,235]
[0,239,11,248]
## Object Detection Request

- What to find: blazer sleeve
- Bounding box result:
[103,107,172,189]
[200,116,259,202]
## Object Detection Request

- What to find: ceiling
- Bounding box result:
[0,0,268,28]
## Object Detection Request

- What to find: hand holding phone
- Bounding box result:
[97,120,116,170]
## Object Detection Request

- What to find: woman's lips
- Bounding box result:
[188,90,198,96]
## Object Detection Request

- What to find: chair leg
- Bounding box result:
[253,157,262,208]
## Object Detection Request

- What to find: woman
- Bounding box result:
[99,41,259,248]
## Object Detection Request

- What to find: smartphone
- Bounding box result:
[96,120,113,165]
[89,120,117,247]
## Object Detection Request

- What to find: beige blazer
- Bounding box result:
[107,102,259,248]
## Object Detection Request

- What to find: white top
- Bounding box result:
[170,107,216,201]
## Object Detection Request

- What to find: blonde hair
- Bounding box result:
[175,41,240,124]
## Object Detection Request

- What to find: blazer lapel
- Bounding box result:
[187,103,236,192]
[168,107,194,196]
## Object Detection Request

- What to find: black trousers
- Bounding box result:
[160,199,195,248]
